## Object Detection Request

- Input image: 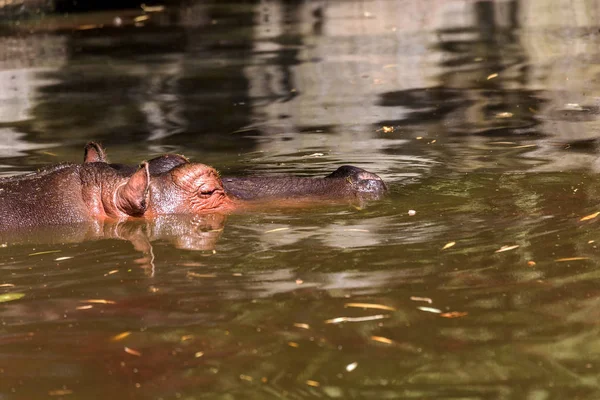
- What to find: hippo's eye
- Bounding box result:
[199,188,217,197]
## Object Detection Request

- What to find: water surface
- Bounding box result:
[2,1,600,399]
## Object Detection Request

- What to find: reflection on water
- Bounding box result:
[3,0,600,398]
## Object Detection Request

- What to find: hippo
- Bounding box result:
[84,142,388,202]
[0,143,387,230]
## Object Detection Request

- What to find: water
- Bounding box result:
[2,0,600,398]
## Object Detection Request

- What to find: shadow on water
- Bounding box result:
[5,0,600,398]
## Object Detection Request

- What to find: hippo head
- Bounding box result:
[84,142,233,217]
[147,162,234,215]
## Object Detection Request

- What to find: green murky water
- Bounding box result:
[2,1,600,398]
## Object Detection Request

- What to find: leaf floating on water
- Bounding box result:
[0,293,24,303]
[28,250,61,256]
[195,351,204,358]
[555,257,590,262]
[303,152,324,158]
[124,347,142,356]
[264,227,290,234]
[580,212,600,221]
[410,296,432,304]
[527,260,537,266]
[440,311,468,318]
[293,323,310,330]
[346,362,358,372]
[49,389,73,396]
[306,380,320,387]
[81,299,116,304]
[371,336,394,345]
[111,332,132,341]
[442,242,456,250]
[418,306,442,314]
[495,245,519,253]
[187,272,217,278]
[288,342,300,348]
[487,73,498,80]
[495,112,513,119]
[325,314,389,324]
[0,283,15,288]
[345,302,396,311]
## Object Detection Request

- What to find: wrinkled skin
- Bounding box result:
[0,143,386,230]
[85,142,388,203]
[0,145,231,230]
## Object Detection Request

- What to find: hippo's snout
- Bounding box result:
[327,165,387,200]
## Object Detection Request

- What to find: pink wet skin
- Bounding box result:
[0,158,236,230]
[84,161,236,220]
[142,162,236,217]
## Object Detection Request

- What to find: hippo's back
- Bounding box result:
[0,164,91,230]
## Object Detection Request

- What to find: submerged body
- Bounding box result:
[0,143,387,230]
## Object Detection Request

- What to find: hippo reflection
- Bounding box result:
[0,143,387,231]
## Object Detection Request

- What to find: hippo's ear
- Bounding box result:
[84,142,107,163]
[115,162,150,217]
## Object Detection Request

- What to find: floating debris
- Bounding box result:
[195,352,204,358]
[49,389,73,396]
[418,306,442,314]
[293,323,310,330]
[325,314,389,324]
[306,380,320,387]
[55,256,73,261]
[527,261,537,266]
[371,336,394,345]
[187,272,217,278]
[345,303,396,311]
[440,311,468,318]
[75,305,93,310]
[495,112,513,119]
[28,250,61,256]
[240,374,253,382]
[487,73,498,80]
[495,245,519,253]
[124,347,142,357]
[555,257,590,262]
[81,299,116,304]
[580,212,600,221]
[0,293,24,303]
[563,103,586,111]
[111,332,131,341]
[264,227,290,233]
[288,342,300,348]
[410,296,432,304]
[408,210,416,216]
[346,362,358,372]
[442,242,456,250]
[141,4,165,12]
[0,283,15,288]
